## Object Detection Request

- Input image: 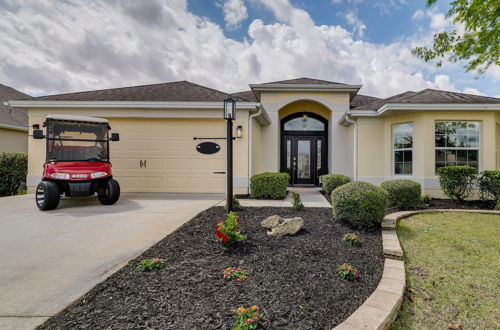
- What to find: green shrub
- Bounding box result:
[477,170,500,200]
[381,179,422,210]
[291,191,305,211]
[0,152,28,196]
[331,181,388,229]
[437,166,476,202]
[321,174,351,195]
[495,198,500,210]
[250,172,289,199]
[421,194,432,203]
[225,195,242,211]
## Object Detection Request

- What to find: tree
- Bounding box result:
[412,0,499,74]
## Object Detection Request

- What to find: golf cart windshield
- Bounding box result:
[46,120,109,162]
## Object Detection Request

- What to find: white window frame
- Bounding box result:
[434,121,481,174]
[392,122,414,176]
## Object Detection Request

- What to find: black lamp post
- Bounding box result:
[224,97,236,212]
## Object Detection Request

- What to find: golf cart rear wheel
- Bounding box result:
[98,179,120,205]
[36,181,60,211]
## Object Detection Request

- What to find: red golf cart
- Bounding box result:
[32,115,121,210]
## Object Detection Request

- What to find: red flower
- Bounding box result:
[216,231,224,238]
[214,225,221,230]
[221,235,229,243]
[236,217,241,222]
[236,227,240,231]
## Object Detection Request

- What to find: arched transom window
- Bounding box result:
[283,114,325,131]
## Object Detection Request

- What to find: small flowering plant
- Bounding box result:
[224,267,249,282]
[343,233,360,246]
[337,263,360,281]
[214,212,247,245]
[232,305,263,330]
[137,258,166,271]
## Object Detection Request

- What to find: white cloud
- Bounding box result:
[462,88,486,96]
[429,12,448,30]
[0,0,489,98]
[412,9,424,20]
[222,0,248,29]
[433,74,456,91]
[344,11,366,38]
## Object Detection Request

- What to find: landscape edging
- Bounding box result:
[334,208,500,330]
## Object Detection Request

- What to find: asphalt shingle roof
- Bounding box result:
[231,90,258,102]
[353,89,500,111]
[258,77,348,86]
[0,83,30,128]
[350,94,382,109]
[34,81,249,102]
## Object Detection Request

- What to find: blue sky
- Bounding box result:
[0,0,498,98]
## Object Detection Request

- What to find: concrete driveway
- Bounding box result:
[0,193,223,330]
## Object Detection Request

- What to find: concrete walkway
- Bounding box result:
[217,187,331,208]
[0,193,223,330]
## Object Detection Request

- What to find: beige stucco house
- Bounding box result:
[0,84,30,153]
[7,77,500,196]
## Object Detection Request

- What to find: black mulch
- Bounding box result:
[38,207,384,330]
[320,191,496,214]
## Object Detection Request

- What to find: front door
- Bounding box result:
[294,138,314,185]
[282,136,326,186]
[280,112,328,186]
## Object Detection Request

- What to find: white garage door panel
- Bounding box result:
[110,118,227,193]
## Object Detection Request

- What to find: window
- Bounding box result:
[435,121,479,172]
[393,123,413,175]
[284,115,325,131]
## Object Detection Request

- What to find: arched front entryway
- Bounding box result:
[280,112,328,186]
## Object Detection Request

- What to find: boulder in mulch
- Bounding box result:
[261,215,304,236]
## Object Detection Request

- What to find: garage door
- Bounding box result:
[109,118,227,193]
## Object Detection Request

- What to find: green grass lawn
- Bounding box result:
[392,212,499,330]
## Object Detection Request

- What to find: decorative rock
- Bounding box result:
[260,215,282,229]
[261,215,304,236]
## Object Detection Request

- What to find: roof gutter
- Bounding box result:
[0,123,28,132]
[248,104,265,194]
[6,100,259,110]
[343,113,358,181]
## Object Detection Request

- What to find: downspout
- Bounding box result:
[248,104,263,194]
[344,113,358,181]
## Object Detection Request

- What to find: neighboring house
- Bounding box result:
[0,84,30,153]
[8,78,500,196]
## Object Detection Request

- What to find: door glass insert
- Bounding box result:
[297,140,311,179]
[317,140,321,170]
[286,140,291,173]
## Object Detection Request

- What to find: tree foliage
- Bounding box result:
[412,0,499,73]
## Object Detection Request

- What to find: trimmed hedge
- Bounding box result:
[0,152,28,196]
[331,181,388,229]
[321,174,351,195]
[437,166,476,202]
[477,170,500,200]
[381,179,421,210]
[250,172,290,199]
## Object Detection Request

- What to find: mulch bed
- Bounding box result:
[320,191,496,214]
[38,207,384,330]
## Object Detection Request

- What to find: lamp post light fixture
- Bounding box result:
[224,97,236,120]
[223,97,236,212]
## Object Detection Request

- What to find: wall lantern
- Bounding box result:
[224,97,236,120]
[236,125,243,138]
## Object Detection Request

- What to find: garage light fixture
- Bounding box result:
[236,125,243,138]
[224,97,236,120]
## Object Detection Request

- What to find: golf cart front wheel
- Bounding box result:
[98,179,120,205]
[36,181,60,211]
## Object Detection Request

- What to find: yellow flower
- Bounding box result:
[250,305,258,311]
